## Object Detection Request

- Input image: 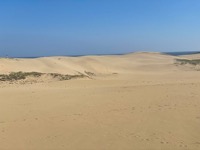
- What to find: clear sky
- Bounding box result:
[0,0,200,57]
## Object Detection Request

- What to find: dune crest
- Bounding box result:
[0,52,179,75]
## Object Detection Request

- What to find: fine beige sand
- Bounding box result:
[0,52,200,150]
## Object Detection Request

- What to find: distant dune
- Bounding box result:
[0,52,180,75]
[180,53,200,59]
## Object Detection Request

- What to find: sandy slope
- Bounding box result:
[0,52,200,150]
[180,53,200,59]
[0,52,178,75]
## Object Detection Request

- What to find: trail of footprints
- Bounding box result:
[128,132,190,148]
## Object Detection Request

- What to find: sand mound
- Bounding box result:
[180,53,200,59]
[0,52,179,75]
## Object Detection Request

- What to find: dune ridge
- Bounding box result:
[0,52,179,75]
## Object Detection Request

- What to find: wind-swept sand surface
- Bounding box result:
[0,52,200,150]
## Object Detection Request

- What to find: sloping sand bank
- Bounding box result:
[0,52,200,150]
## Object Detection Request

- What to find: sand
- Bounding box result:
[0,52,200,150]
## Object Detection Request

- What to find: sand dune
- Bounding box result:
[0,52,200,150]
[0,52,178,75]
[180,53,200,59]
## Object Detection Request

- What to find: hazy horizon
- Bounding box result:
[1,0,200,57]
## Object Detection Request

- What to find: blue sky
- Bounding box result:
[0,0,200,57]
